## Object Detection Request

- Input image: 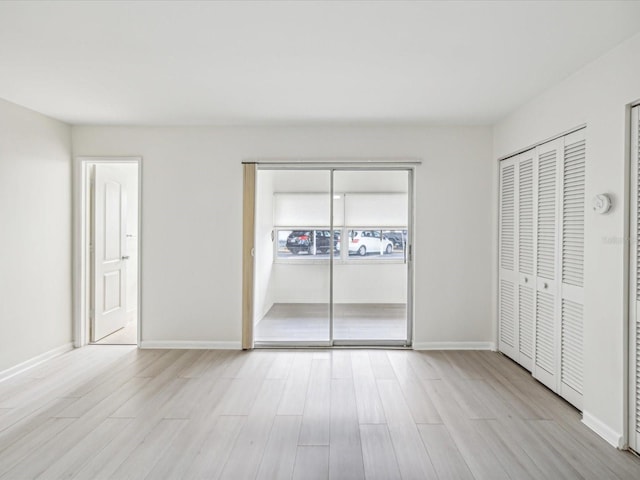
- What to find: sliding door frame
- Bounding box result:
[242,163,256,349]
[242,161,418,349]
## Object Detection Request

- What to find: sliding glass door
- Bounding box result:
[332,170,409,344]
[252,166,412,346]
[253,169,332,344]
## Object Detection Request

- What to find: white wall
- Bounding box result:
[493,32,640,446]
[71,125,494,347]
[0,98,72,373]
[269,263,407,305]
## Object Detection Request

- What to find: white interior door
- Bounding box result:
[92,164,128,341]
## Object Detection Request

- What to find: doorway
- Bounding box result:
[76,158,141,346]
[250,165,414,347]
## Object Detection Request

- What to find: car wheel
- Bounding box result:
[385,244,393,254]
[358,245,367,256]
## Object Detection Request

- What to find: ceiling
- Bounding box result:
[0,0,639,126]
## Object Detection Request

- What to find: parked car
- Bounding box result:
[286,230,338,254]
[337,230,394,256]
[385,231,407,248]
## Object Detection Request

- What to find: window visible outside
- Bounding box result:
[276,229,340,258]
[340,229,406,260]
[276,228,406,261]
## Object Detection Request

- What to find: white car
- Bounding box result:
[338,230,394,256]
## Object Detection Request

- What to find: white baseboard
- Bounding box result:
[0,343,74,383]
[582,411,624,449]
[140,340,242,350]
[413,341,496,351]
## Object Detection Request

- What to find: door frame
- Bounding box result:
[243,161,418,348]
[73,156,143,347]
[628,104,639,452]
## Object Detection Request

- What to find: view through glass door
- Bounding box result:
[253,169,331,344]
[252,166,411,346]
[332,170,409,344]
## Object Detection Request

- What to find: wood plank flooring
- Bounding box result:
[0,346,639,479]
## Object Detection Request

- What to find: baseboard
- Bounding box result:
[0,343,74,383]
[140,340,242,350]
[582,411,624,449]
[413,341,496,351]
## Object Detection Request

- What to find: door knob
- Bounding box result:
[122,256,130,260]
[524,277,528,283]
[543,282,548,289]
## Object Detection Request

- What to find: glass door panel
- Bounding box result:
[332,170,409,343]
[253,169,332,344]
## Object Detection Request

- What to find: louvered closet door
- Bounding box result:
[517,151,536,371]
[630,106,640,452]
[558,129,586,409]
[533,138,562,392]
[499,157,519,360]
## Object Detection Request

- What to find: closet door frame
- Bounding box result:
[498,125,586,411]
[629,105,639,452]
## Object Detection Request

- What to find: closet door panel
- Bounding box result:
[536,145,558,289]
[517,153,536,371]
[559,129,585,409]
[498,158,518,360]
[518,283,535,369]
[535,290,556,390]
[533,139,561,389]
[560,299,583,407]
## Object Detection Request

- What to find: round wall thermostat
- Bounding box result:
[592,194,612,214]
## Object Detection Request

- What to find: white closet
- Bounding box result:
[630,105,640,453]
[499,128,585,410]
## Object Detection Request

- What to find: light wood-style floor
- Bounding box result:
[0,347,639,479]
